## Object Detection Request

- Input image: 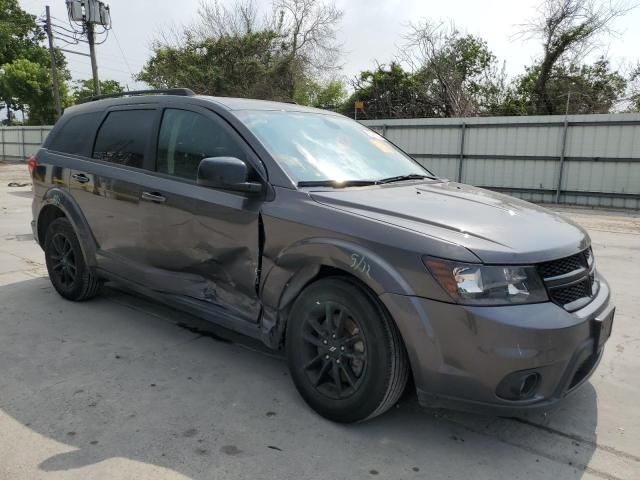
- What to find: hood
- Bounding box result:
[310,180,590,264]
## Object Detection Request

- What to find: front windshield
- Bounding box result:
[237,110,431,183]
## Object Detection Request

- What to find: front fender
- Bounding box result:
[263,237,416,307]
[259,237,416,348]
[38,187,98,267]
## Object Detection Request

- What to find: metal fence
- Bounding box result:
[362,113,640,210]
[0,126,53,163]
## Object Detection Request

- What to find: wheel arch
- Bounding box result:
[37,188,98,267]
[259,237,417,350]
[36,204,65,248]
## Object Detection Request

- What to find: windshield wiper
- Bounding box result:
[297,179,378,188]
[298,174,439,188]
[377,173,437,184]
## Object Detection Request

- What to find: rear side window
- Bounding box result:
[92,110,155,168]
[48,111,102,156]
[157,108,246,180]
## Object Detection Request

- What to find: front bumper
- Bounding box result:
[381,276,613,416]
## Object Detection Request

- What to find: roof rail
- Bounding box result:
[80,88,196,103]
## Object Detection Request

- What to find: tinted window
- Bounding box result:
[92,110,155,168]
[157,109,246,180]
[48,111,102,155]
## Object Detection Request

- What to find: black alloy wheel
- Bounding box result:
[44,217,102,301]
[48,231,77,289]
[287,277,409,423]
[300,300,367,400]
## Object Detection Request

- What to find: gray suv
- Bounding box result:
[30,89,614,423]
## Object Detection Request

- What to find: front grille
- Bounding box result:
[538,252,585,278]
[549,279,592,306]
[538,248,595,311]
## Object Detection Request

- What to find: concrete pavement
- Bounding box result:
[1,162,639,480]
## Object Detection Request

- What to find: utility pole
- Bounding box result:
[65,0,111,96]
[45,6,62,119]
[86,21,101,96]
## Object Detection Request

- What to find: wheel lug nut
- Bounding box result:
[336,359,341,364]
[322,339,328,345]
[325,355,330,360]
[332,334,336,339]
[340,346,345,351]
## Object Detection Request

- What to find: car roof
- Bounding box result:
[198,96,337,114]
[64,94,341,117]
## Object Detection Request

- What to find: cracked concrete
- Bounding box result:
[0,162,638,479]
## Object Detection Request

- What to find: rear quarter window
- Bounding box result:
[47,111,102,156]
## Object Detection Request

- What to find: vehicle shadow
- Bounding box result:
[0,277,599,479]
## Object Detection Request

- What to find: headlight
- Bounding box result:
[424,257,548,306]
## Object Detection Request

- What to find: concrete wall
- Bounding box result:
[362,113,640,209]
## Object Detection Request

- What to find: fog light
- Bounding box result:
[496,371,541,401]
[519,373,540,398]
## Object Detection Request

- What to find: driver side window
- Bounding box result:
[156,108,246,180]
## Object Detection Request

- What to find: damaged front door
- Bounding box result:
[138,107,264,323]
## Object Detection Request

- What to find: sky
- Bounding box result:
[18,0,640,92]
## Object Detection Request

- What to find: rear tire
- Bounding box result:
[286,277,409,423]
[44,217,102,301]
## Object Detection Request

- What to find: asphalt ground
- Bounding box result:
[1,162,639,480]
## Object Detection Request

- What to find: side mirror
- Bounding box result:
[197,157,263,194]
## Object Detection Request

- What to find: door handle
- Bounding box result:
[141,191,166,203]
[71,173,90,184]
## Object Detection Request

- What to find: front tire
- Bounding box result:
[286,277,409,423]
[44,217,102,301]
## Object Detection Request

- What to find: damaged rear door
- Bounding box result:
[138,105,264,323]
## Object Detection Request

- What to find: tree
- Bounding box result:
[138,30,295,100]
[344,23,504,119]
[495,58,626,115]
[0,0,70,124]
[629,64,640,112]
[274,0,343,90]
[193,0,264,38]
[72,79,124,103]
[141,0,343,100]
[341,63,432,119]
[403,22,505,117]
[518,0,636,114]
[294,78,346,108]
[0,58,70,124]
[1,0,44,123]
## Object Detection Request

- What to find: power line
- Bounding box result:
[111,28,135,78]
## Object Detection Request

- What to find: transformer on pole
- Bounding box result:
[64,0,112,95]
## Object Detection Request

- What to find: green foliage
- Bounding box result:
[413,34,501,117]
[294,78,346,108]
[343,32,502,119]
[72,79,124,103]
[0,0,46,66]
[0,0,70,124]
[0,58,69,124]
[137,31,299,101]
[494,58,627,115]
[340,63,427,119]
